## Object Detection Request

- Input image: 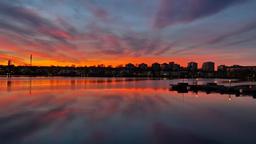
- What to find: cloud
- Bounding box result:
[79,0,110,22]
[0,103,74,143]
[205,21,256,46]
[184,20,256,50]
[78,29,177,58]
[89,5,109,21]
[0,1,85,64]
[0,0,255,66]
[0,53,26,65]
[0,1,77,43]
[152,123,217,144]
[154,0,245,29]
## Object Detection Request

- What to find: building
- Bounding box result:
[217,65,227,72]
[217,65,227,78]
[225,65,256,80]
[152,63,160,71]
[161,63,169,71]
[138,63,148,71]
[152,63,161,71]
[173,64,181,71]
[125,63,136,70]
[202,62,215,72]
[169,62,180,71]
[226,65,256,72]
[187,62,198,72]
[168,62,175,70]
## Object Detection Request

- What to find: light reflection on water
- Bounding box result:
[0,77,256,144]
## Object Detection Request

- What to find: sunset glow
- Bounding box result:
[1,0,256,66]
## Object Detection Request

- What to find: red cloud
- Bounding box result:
[38,26,74,40]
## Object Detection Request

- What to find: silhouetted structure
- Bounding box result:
[6,60,14,77]
[170,83,256,98]
[125,63,136,70]
[138,63,148,71]
[202,62,215,72]
[161,63,169,71]
[218,65,227,71]
[152,63,161,77]
[30,54,33,66]
[8,60,11,66]
[187,62,198,72]
[169,62,180,71]
[217,65,227,78]
[0,61,255,80]
[152,63,161,71]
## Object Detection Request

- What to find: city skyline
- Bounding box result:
[2,57,249,69]
[1,0,256,66]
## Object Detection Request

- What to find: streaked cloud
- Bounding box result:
[154,0,246,28]
[0,0,255,66]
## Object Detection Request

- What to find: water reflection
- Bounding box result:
[0,77,256,144]
[6,79,12,92]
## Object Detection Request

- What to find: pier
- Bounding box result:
[170,82,256,98]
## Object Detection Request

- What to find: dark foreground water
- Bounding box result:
[0,77,256,144]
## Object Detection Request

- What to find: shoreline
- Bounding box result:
[0,75,242,79]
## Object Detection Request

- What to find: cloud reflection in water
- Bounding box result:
[0,78,256,144]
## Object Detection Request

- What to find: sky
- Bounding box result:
[0,0,256,67]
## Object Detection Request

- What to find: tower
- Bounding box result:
[30,54,32,66]
[8,60,11,66]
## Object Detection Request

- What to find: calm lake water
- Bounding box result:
[0,77,256,144]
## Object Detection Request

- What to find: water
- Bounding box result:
[0,77,256,144]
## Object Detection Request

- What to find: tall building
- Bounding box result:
[187,62,198,72]
[202,62,215,72]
